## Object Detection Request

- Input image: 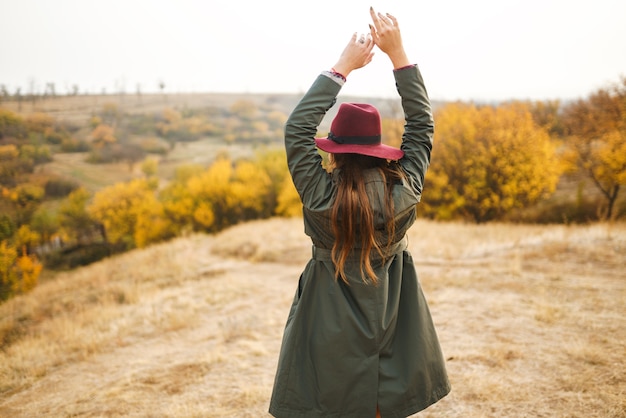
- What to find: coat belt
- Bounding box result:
[311,236,408,261]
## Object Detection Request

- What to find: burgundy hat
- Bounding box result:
[315,103,404,160]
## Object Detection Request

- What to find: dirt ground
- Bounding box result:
[0,218,624,417]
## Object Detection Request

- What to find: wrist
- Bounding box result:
[331,65,351,80]
[388,51,410,69]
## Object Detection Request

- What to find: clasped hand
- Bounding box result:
[331,7,410,78]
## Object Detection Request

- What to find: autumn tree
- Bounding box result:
[156,108,182,142]
[24,112,54,135]
[230,100,258,120]
[275,176,302,217]
[0,241,42,301]
[19,144,52,165]
[227,159,272,221]
[2,183,45,225]
[423,101,561,222]
[0,145,22,186]
[253,148,291,215]
[164,158,233,232]
[156,108,213,145]
[0,108,23,137]
[90,124,116,148]
[158,163,207,234]
[88,179,171,249]
[160,156,273,233]
[141,157,159,178]
[121,143,146,172]
[28,209,58,245]
[561,77,626,219]
[0,215,15,241]
[528,99,564,137]
[58,187,101,244]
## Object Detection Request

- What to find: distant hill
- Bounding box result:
[0,92,447,130]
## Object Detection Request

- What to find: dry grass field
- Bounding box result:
[1,93,301,125]
[39,140,257,194]
[0,218,625,417]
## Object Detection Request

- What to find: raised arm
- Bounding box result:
[285,33,375,209]
[369,7,434,199]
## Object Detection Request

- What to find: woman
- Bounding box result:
[269,8,450,418]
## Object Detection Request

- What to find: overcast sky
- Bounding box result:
[1,0,625,102]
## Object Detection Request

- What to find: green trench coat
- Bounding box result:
[269,66,450,418]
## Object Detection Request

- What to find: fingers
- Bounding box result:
[368,24,377,41]
[376,12,395,28]
[386,13,398,27]
[370,7,380,30]
[370,8,398,36]
[353,32,374,49]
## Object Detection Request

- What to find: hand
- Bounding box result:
[331,32,375,78]
[369,7,410,69]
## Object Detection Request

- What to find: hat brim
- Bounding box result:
[315,137,404,160]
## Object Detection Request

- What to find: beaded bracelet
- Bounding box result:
[330,68,347,82]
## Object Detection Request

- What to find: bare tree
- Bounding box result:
[0,84,8,104]
[45,82,56,98]
[159,80,167,103]
[15,87,22,111]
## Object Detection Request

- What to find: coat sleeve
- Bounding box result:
[284,73,342,210]
[395,65,434,202]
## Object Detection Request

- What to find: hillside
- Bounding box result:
[0,91,432,123]
[1,218,624,417]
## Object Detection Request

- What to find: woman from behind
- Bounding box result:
[269,7,450,418]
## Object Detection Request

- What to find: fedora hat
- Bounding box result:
[315,103,404,160]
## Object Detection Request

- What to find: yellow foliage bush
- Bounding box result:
[0,241,41,301]
[24,112,54,133]
[423,101,561,222]
[0,144,19,161]
[90,124,116,148]
[160,152,283,232]
[276,177,302,217]
[88,179,170,249]
[561,79,626,219]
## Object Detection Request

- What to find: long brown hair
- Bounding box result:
[329,153,405,285]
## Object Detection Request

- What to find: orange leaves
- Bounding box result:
[160,155,274,233]
[90,124,117,148]
[561,79,626,219]
[0,241,41,301]
[423,101,561,222]
[275,177,301,217]
[0,144,19,161]
[24,112,54,134]
[88,179,170,248]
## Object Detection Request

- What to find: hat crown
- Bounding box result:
[330,103,381,143]
[314,102,404,160]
